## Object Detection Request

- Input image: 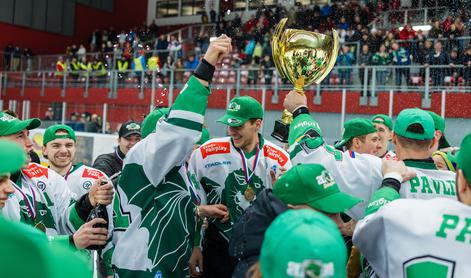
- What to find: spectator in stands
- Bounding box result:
[359,44,372,85]
[383,31,397,50]
[55,56,67,80]
[173,58,184,84]
[168,35,182,60]
[337,45,355,85]
[117,56,129,83]
[92,55,107,84]
[161,55,174,84]
[244,36,256,64]
[248,59,259,85]
[399,24,416,42]
[3,44,13,70]
[118,30,127,47]
[449,49,463,85]
[184,53,199,72]
[87,114,101,133]
[122,41,133,64]
[442,15,454,33]
[429,20,443,39]
[12,46,21,71]
[77,44,86,60]
[261,55,273,86]
[252,41,263,64]
[132,49,146,84]
[210,9,217,23]
[23,48,33,71]
[464,47,471,86]
[426,41,450,87]
[79,57,92,79]
[43,107,54,121]
[89,29,100,52]
[68,57,80,81]
[444,24,461,52]
[390,42,411,86]
[147,54,160,80]
[372,44,391,86]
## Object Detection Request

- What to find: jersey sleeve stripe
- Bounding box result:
[166,118,203,132]
[168,110,204,124]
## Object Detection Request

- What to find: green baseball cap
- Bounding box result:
[334,118,377,149]
[260,209,347,278]
[197,127,210,145]
[0,216,92,278]
[273,164,361,213]
[217,96,263,127]
[43,124,76,146]
[394,108,435,140]
[426,111,450,149]
[141,108,170,138]
[371,114,393,131]
[0,140,27,175]
[457,133,471,184]
[0,112,41,136]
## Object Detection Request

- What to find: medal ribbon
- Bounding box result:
[11,181,37,221]
[236,145,261,185]
[64,165,74,181]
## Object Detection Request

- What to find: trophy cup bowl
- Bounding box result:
[270,18,339,143]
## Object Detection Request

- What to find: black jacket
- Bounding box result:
[229,189,288,278]
[92,147,125,186]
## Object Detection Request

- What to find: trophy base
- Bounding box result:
[271,119,290,143]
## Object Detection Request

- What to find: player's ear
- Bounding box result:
[457,170,469,195]
[391,132,397,145]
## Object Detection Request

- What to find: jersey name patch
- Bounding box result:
[264,145,288,166]
[22,164,48,179]
[82,168,104,180]
[200,142,231,159]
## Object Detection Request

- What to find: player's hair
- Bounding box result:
[396,135,432,151]
[345,135,366,150]
[247,261,262,278]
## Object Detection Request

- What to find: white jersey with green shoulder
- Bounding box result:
[188,136,291,238]
[288,114,457,220]
[353,198,471,278]
[111,76,209,278]
[2,163,83,235]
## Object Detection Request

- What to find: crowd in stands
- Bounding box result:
[2,44,34,71]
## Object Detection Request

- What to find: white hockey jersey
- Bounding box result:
[188,136,291,237]
[3,163,80,236]
[354,198,471,278]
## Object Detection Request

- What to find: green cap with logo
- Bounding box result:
[43,124,76,146]
[273,164,361,213]
[426,110,450,149]
[141,108,170,138]
[371,114,393,131]
[457,133,471,184]
[394,108,435,140]
[0,140,27,175]
[260,209,347,278]
[0,112,41,136]
[217,96,263,127]
[334,118,377,149]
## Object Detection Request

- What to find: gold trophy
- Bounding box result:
[270,18,340,142]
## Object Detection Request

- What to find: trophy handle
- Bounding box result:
[314,29,340,85]
[272,18,288,80]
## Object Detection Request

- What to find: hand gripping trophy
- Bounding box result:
[271,18,339,142]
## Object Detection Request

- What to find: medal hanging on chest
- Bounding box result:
[12,180,44,233]
[236,145,261,202]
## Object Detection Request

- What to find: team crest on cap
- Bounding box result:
[0,113,16,122]
[316,171,335,189]
[287,260,334,277]
[228,102,241,112]
[126,123,140,130]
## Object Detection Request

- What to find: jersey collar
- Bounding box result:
[403,158,437,170]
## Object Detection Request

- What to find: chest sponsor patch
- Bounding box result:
[22,164,48,179]
[82,168,104,180]
[263,145,288,166]
[200,142,231,159]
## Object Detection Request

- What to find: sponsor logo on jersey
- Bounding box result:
[204,161,231,169]
[82,181,92,190]
[22,164,48,179]
[154,271,163,278]
[82,168,104,180]
[36,181,46,191]
[263,145,288,166]
[292,120,320,131]
[200,142,231,159]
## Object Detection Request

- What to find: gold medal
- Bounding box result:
[244,187,256,202]
[34,222,46,233]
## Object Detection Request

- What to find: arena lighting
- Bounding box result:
[398,24,432,31]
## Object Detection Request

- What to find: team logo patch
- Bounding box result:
[228,102,241,112]
[36,181,46,191]
[82,181,92,190]
[154,271,163,278]
[126,123,140,130]
[82,168,104,180]
[0,113,16,122]
[287,260,334,278]
[316,170,335,189]
[403,255,455,278]
[23,164,48,179]
[263,145,288,166]
[200,142,231,159]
